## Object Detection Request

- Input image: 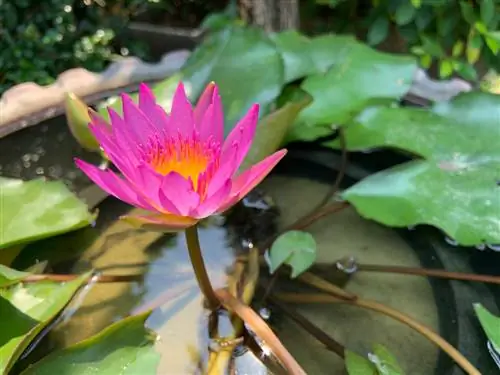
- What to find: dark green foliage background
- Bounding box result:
[0,0,153,94]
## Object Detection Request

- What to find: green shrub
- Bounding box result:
[0,0,154,94]
[316,0,500,80]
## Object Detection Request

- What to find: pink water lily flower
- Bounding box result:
[75,82,287,231]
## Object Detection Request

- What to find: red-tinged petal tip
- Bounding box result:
[120,213,198,232]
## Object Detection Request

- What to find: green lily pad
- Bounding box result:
[270,32,361,84]
[178,25,284,134]
[370,344,405,375]
[270,30,317,83]
[0,273,90,374]
[308,34,360,73]
[240,92,312,171]
[345,350,377,374]
[0,178,96,250]
[474,303,500,351]
[345,345,404,375]
[99,26,284,136]
[287,40,416,142]
[22,312,160,375]
[268,230,317,278]
[0,264,31,288]
[340,91,500,246]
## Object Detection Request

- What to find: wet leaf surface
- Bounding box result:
[340,92,500,246]
[345,345,405,375]
[173,25,284,134]
[370,344,405,375]
[268,230,317,278]
[345,351,377,374]
[286,38,416,142]
[240,93,312,171]
[270,30,317,83]
[0,264,31,288]
[0,273,90,374]
[98,26,284,137]
[22,312,160,375]
[474,303,500,351]
[0,178,96,250]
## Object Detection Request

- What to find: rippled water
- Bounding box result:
[13,174,440,374]
[2,116,442,374]
[0,117,100,192]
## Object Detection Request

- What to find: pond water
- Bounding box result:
[0,116,100,193]
[2,114,444,374]
[13,173,440,374]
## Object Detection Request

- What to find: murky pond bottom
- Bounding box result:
[43,174,439,374]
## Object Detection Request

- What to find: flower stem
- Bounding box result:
[185,225,220,310]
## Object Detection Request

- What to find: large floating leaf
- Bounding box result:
[270,30,317,83]
[0,178,95,250]
[341,91,500,245]
[308,34,360,73]
[0,273,90,374]
[174,25,284,134]
[22,312,160,375]
[287,40,416,142]
[99,26,284,137]
[0,264,30,287]
[268,230,317,278]
[240,92,312,171]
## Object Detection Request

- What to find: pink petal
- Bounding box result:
[121,93,157,144]
[193,82,215,126]
[159,172,200,216]
[205,143,239,195]
[88,123,139,181]
[217,149,287,213]
[121,213,198,232]
[89,110,111,133]
[108,108,141,162]
[220,104,259,172]
[138,83,170,131]
[196,84,224,143]
[134,165,180,215]
[170,82,194,135]
[75,159,155,211]
[192,179,231,218]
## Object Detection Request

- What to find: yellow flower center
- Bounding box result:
[147,136,218,191]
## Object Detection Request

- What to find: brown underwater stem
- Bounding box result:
[276,292,480,375]
[356,263,500,285]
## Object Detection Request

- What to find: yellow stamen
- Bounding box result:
[149,139,210,189]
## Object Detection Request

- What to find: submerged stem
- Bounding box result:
[357,263,500,285]
[185,225,220,310]
[215,288,307,375]
[276,292,481,375]
[270,297,345,358]
[23,274,142,283]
